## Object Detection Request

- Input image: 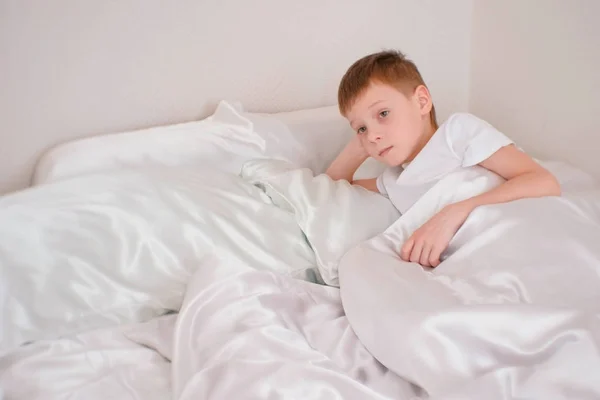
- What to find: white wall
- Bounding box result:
[470,0,600,178]
[3,1,599,193]
[0,0,473,194]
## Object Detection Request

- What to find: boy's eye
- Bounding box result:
[357,126,366,134]
[379,110,389,118]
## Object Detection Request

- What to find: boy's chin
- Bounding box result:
[379,158,405,167]
[372,150,407,167]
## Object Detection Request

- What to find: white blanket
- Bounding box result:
[2,163,600,399]
[0,167,318,353]
[0,166,416,399]
[339,166,600,399]
[1,264,419,399]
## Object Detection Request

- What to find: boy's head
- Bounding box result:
[338,50,437,167]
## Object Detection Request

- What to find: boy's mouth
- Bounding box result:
[379,146,393,157]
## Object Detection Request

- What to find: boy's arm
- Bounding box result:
[401,145,560,267]
[460,144,560,211]
[352,178,379,192]
[326,136,379,193]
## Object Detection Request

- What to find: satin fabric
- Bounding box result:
[0,269,420,400]
[339,166,600,398]
[3,159,598,399]
[172,266,417,400]
[32,100,316,186]
[0,166,317,353]
[242,159,400,286]
[0,315,174,399]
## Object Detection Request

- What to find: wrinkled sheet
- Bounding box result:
[0,164,418,400]
[0,260,419,400]
[3,161,600,399]
[339,167,600,399]
[0,167,317,354]
[0,315,174,400]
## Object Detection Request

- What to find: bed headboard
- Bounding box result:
[0,1,473,194]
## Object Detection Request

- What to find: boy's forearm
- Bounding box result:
[457,170,561,214]
[326,140,368,182]
[326,152,367,181]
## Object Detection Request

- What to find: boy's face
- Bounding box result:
[346,81,431,167]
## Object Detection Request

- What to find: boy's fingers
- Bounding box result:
[429,244,444,267]
[420,242,432,267]
[409,239,423,263]
[400,239,414,261]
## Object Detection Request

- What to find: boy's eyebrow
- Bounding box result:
[368,100,385,109]
[349,100,386,126]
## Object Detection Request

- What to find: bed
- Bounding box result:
[1,99,599,399]
[2,2,600,400]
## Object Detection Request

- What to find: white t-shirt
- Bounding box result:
[376,112,514,214]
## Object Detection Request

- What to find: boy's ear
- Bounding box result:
[415,85,433,115]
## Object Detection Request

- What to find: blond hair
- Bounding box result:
[338,50,438,128]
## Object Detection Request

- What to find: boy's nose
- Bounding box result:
[367,130,382,143]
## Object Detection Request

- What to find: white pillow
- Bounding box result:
[353,157,388,180]
[249,106,387,178]
[241,159,400,286]
[251,105,353,174]
[32,101,311,185]
[32,100,386,186]
[0,166,317,353]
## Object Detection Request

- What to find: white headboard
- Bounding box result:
[0,1,473,194]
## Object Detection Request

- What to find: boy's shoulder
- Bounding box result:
[439,112,492,133]
[435,112,513,167]
[433,112,499,148]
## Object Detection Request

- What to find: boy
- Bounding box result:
[326,50,560,268]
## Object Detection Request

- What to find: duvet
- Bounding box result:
[1,162,600,400]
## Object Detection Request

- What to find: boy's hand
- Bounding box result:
[351,134,369,159]
[325,135,369,182]
[400,202,472,267]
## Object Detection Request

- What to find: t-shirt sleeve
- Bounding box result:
[446,113,514,167]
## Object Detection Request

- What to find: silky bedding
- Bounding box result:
[1,102,600,400]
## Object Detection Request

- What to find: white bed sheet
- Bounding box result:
[0,166,318,354]
[1,269,419,400]
[1,159,599,399]
[0,316,174,400]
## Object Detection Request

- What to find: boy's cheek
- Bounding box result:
[359,137,374,153]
